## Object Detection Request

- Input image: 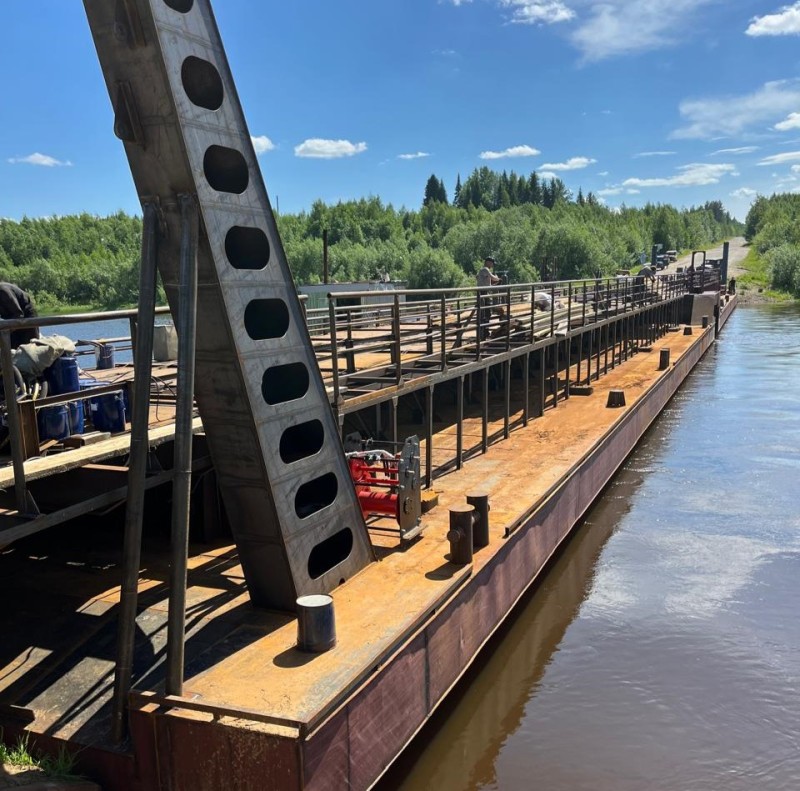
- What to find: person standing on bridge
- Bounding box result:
[634,264,656,304]
[0,282,39,348]
[477,256,501,340]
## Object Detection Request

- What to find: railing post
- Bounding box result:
[456,376,464,470]
[344,309,356,374]
[440,294,447,372]
[328,299,341,405]
[529,285,536,344]
[128,316,138,360]
[425,384,434,488]
[522,352,530,427]
[505,286,512,352]
[393,295,402,385]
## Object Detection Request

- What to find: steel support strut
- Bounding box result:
[111,202,159,742]
[166,194,200,697]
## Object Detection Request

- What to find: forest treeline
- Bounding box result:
[744,193,800,297]
[0,167,742,311]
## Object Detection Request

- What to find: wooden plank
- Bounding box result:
[0,417,203,489]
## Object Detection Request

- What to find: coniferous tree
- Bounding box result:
[423,174,448,206]
[528,172,543,205]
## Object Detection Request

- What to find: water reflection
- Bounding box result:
[383,453,646,790]
[385,304,800,791]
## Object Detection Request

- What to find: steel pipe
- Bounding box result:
[111,201,160,742]
[166,194,200,697]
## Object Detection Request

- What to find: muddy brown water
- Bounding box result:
[382,303,800,791]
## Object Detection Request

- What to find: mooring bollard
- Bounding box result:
[607,389,626,408]
[447,504,475,565]
[296,594,336,653]
[466,491,490,549]
[658,348,670,371]
[683,326,693,336]
[702,315,709,328]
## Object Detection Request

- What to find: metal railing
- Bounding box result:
[0,269,721,514]
[317,271,716,406]
[0,306,173,515]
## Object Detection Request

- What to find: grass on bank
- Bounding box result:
[736,246,794,302]
[0,733,81,781]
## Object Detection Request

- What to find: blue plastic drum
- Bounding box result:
[68,400,85,435]
[47,355,80,395]
[89,393,126,433]
[38,405,70,441]
[95,344,115,370]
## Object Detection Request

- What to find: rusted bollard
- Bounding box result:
[466,491,490,549]
[296,594,336,653]
[658,348,670,371]
[447,505,475,565]
[607,389,626,408]
[702,315,709,328]
[683,326,693,336]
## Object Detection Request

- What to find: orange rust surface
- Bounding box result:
[163,325,711,729]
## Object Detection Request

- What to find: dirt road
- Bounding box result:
[661,236,748,278]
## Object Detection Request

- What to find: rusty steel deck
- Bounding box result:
[0,295,736,791]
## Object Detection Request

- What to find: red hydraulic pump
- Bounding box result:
[346,436,423,541]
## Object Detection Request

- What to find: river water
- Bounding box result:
[384,303,800,791]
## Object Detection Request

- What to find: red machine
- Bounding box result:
[347,436,422,542]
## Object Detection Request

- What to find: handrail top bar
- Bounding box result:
[327,273,684,301]
[0,305,173,333]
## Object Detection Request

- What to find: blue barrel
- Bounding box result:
[38,405,70,441]
[90,393,126,433]
[47,355,80,395]
[68,400,85,435]
[95,344,115,370]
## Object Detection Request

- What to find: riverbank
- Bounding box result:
[735,246,795,305]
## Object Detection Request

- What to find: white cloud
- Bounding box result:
[597,170,610,176]
[710,146,759,155]
[570,0,719,62]
[500,0,575,24]
[792,164,800,172]
[294,139,367,159]
[539,156,596,170]
[746,1,800,36]
[672,79,800,140]
[634,151,676,158]
[731,187,757,198]
[623,162,736,188]
[626,188,641,194]
[398,152,430,160]
[537,171,558,179]
[757,150,800,166]
[7,152,72,167]
[251,135,275,155]
[597,187,623,196]
[479,144,540,160]
[775,112,800,131]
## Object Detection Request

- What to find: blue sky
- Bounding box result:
[2,0,800,221]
